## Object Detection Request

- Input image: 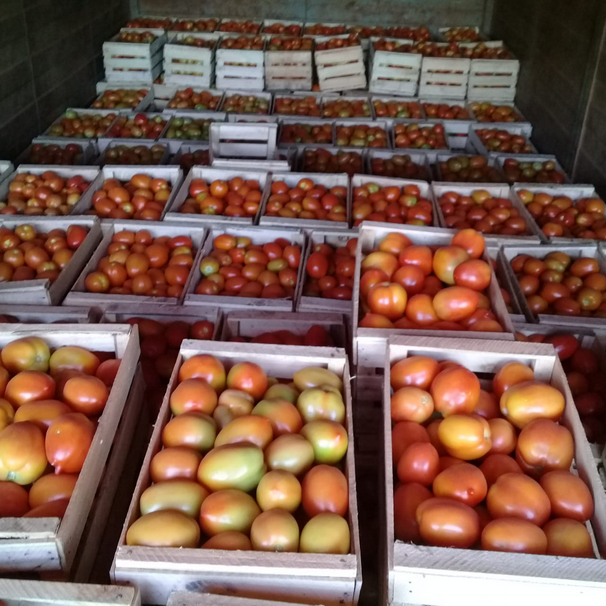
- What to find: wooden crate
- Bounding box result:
[465,43,520,102]
[95,139,170,166]
[103,29,167,84]
[431,181,543,245]
[261,19,303,36]
[41,109,127,139]
[259,172,351,230]
[467,123,536,156]
[0,579,140,605]
[468,100,528,124]
[265,47,313,91]
[209,120,279,167]
[163,33,219,88]
[216,38,265,91]
[434,152,507,182]
[315,37,366,93]
[159,111,227,147]
[166,166,269,225]
[93,82,154,112]
[278,118,336,148]
[368,38,421,97]
[495,153,572,184]
[183,225,304,312]
[218,19,262,34]
[64,220,207,311]
[0,216,102,306]
[112,340,361,606]
[321,94,375,120]
[0,324,139,574]
[297,230,357,316]
[0,305,94,324]
[419,54,471,100]
[510,184,604,244]
[438,26,484,42]
[72,165,183,220]
[366,149,431,181]
[352,223,515,373]
[221,310,348,352]
[418,102,474,150]
[382,336,606,606]
[351,174,439,227]
[17,138,98,166]
[499,242,606,330]
[168,593,313,606]
[0,160,14,185]
[335,119,391,149]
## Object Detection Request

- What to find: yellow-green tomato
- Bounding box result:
[296,386,345,423]
[213,405,235,429]
[202,530,252,550]
[162,412,216,452]
[217,389,255,416]
[126,510,200,547]
[252,398,303,435]
[293,367,343,392]
[300,513,350,554]
[265,434,314,476]
[199,488,260,536]
[250,509,299,552]
[140,480,209,518]
[264,384,299,404]
[197,443,266,492]
[214,415,273,449]
[256,470,301,512]
[300,420,348,464]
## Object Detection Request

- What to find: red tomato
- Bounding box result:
[396,442,440,486]
[393,482,432,542]
[367,282,407,320]
[306,252,328,279]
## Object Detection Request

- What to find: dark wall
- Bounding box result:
[139,0,491,28]
[491,0,606,193]
[0,0,130,160]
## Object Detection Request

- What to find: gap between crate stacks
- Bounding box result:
[368,37,422,97]
[163,32,219,88]
[382,336,606,606]
[265,47,313,92]
[420,54,471,100]
[215,37,266,91]
[315,36,367,93]
[103,29,167,84]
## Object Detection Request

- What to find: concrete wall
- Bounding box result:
[0,0,130,159]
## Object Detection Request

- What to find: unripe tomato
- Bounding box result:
[0,421,47,484]
[127,510,200,547]
[300,513,350,554]
[251,509,299,552]
[199,488,260,535]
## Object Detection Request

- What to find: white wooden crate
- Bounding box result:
[467,123,536,156]
[511,184,604,244]
[382,336,606,606]
[434,152,507,182]
[438,26,483,42]
[112,340,361,606]
[0,216,102,305]
[334,119,391,149]
[163,33,219,88]
[216,38,265,90]
[0,305,93,324]
[0,324,139,574]
[166,166,269,225]
[500,242,606,330]
[352,223,515,372]
[321,94,375,120]
[92,84,154,112]
[0,161,14,185]
[0,579,140,605]
[369,38,421,97]
[41,109,126,140]
[72,165,183,220]
[168,593,311,606]
[184,225,304,312]
[468,100,528,125]
[315,37,366,92]
[431,181,543,244]
[297,229,357,315]
[265,47,313,91]
[95,139,170,165]
[221,310,348,351]
[420,53,471,99]
[64,220,207,311]
[259,171,351,230]
[496,153,571,184]
[18,138,98,166]
[366,149,432,181]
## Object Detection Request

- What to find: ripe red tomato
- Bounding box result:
[430,367,480,416]
[367,282,407,320]
[416,497,480,548]
[306,252,328,279]
[396,442,439,485]
[393,482,432,542]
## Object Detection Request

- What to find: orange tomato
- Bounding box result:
[367,282,407,320]
[45,412,96,474]
[391,356,440,391]
[416,497,480,548]
[433,462,487,506]
[430,367,480,416]
[438,414,492,460]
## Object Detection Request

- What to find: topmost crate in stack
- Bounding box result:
[163,32,219,88]
[369,37,422,97]
[103,28,167,83]
[264,36,313,91]
[419,44,471,100]
[215,34,266,91]
[315,35,367,92]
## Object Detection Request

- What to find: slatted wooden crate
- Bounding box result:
[438,26,484,42]
[112,340,361,606]
[163,33,219,87]
[0,579,140,605]
[315,37,366,92]
[103,29,167,83]
[467,100,528,124]
[0,160,14,185]
[72,165,183,220]
[499,242,606,330]
[433,152,507,182]
[64,221,207,311]
[417,101,475,149]
[366,149,432,181]
[352,223,515,373]
[259,172,351,230]
[368,37,421,96]
[16,139,98,166]
[431,181,543,245]
[168,593,313,606]
[93,82,154,112]
[495,153,572,184]
[265,44,313,91]
[510,184,605,244]
[382,336,606,606]
[216,37,266,91]
[0,216,102,306]
[221,310,348,352]
[487,246,529,325]
[0,324,139,574]
[0,305,94,324]
[159,111,227,147]
[297,229,357,315]
[466,123,537,156]
[390,119,450,163]
[41,109,127,139]
[166,166,269,225]
[183,225,304,312]
[419,53,471,100]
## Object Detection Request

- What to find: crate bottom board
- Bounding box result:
[319,74,367,93]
